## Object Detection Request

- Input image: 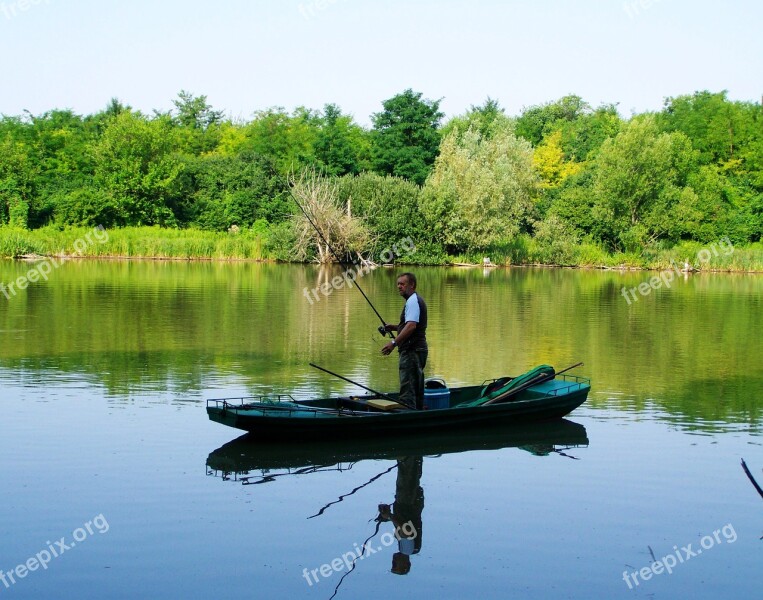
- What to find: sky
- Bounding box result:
[0,0,761,126]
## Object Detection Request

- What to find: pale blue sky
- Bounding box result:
[1,0,760,124]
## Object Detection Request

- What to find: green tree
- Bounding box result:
[371,89,443,185]
[0,115,45,227]
[557,103,622,162]
[92,111,185,226]
[420,121,536,252]
[592,116,697,249]
[186,152,288,230]
[441,97,510,142]
[240,107,318,175]
[659,91,746,164]
[516,95,590,147]
[171,90,225,155]
[313,103,371,177]
[335,172,423,255]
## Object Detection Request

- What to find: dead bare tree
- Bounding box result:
[289,168,374,264]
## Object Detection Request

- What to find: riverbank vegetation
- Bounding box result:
[1,90,762,270]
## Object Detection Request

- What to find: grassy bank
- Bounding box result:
[1,226,762,271]
[0,226,268,261]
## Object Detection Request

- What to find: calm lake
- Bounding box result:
[1,260,761,599]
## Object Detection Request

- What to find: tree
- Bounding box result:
[441,97,510,142]
[313,103,371,177]
[557,104,622,162]
[420,121,536,252]
[516,95,590,147]
[172,90,224,131]
[186,152,288,230]
[591,115,697,249]
[241,107,318,175]
[92,111,185,226]
[289,169,371,263]
[533,130,583,190]
[335,172,423,255]
[371,89,443,185]
[0,134,38,227]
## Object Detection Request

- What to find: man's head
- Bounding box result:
[396,272,416,299]
[391,552,411,575]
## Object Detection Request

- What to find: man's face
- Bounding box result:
[397,276,415,299]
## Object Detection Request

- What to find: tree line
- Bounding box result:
[1,89,761,264]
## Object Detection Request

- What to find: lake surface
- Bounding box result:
[1,260,761,599]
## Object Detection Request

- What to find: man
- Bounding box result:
[381,272,428,410]
[378,455,424,575]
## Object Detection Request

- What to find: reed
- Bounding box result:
[2,226,763,271]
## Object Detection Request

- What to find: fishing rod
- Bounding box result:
[308,462,399,519]
[283,173,395,339]
[309,363,408,407]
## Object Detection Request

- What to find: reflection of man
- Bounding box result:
[380,273,428,410]
[378,456,424,575]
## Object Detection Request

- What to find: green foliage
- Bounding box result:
[531,215,581,265]
[659,91,749,164]
[334,172,423,256]
[0,90,761,268]
[516,95,590,147]
[591,116,698,250]
[239,107,318,175]
[441,97,512,142]
[185,152,289,230]
[313,104,371,176]
[420,119,536,252]
[371,89,444,185]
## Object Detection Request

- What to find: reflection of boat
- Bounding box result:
[206,418,589,480]
[206,374,590,438]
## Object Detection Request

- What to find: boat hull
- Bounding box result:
[206,381,590,440]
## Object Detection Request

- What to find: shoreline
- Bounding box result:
[4,253,762,274]
[2,226,762,273]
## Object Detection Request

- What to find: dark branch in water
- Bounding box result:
[308,463,399,519]
[328,517,384,600]
[741,458,763,500]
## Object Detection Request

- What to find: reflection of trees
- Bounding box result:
[0,261,760,429]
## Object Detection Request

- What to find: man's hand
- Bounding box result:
[381,341,395,355]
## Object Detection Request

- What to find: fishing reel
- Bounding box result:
[377,325,388,336]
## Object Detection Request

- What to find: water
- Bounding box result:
[1,260,761,599]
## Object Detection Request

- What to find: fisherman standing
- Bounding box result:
[380,273,428,410]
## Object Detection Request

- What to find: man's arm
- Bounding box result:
[381,321,417,355]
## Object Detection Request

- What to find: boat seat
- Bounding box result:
[366,399,409,412]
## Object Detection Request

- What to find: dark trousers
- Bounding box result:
[399,348,428,409]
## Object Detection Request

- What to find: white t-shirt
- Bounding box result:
[404,293,420,323]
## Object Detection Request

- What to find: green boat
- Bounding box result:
[206,367,591,439]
